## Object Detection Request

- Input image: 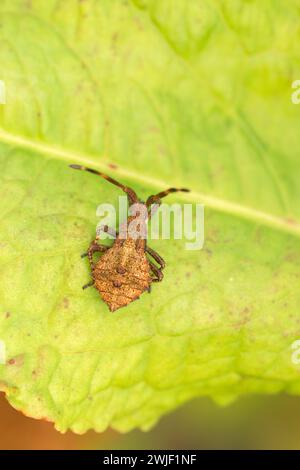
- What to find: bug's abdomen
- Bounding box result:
[93,247,151,312]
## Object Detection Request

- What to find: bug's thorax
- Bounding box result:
[116,202,148,250]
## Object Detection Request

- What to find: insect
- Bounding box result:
[70,164,189,312]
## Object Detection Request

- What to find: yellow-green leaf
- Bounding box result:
[0,0,300,433]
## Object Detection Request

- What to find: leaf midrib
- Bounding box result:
[1,126,299,238]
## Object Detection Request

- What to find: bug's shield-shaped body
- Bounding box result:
[93,237,151,312]
[69,163,189,312]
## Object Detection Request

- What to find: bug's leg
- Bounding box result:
[70,164,138,204]
[82,242,109,290]
[82,224,116,267]
[82,223,117,259]
[96,224,117,240]
[149,261,164,282]
[82,280,95,290]
[147,247,165,289]
[82,242,109,289]
[146,246,165,270]
[88,242,109,268]
[81,241,109,260]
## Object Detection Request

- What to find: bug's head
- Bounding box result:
[128,198,147,208]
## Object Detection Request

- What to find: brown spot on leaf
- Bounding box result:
[285,217,297,225]
[107,162,118,170]
[7,355,24,367]
[204,248,212,257]
[285,251,299,262]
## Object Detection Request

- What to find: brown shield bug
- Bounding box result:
[70,164,189,312]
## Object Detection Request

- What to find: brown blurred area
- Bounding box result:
[1,392,300,449]
[0,393,105,450]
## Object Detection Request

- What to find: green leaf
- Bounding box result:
[0,0,300,433]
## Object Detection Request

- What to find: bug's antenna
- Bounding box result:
[146,187,190,219]
[70,164,138,203]
[146,187,190,207]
